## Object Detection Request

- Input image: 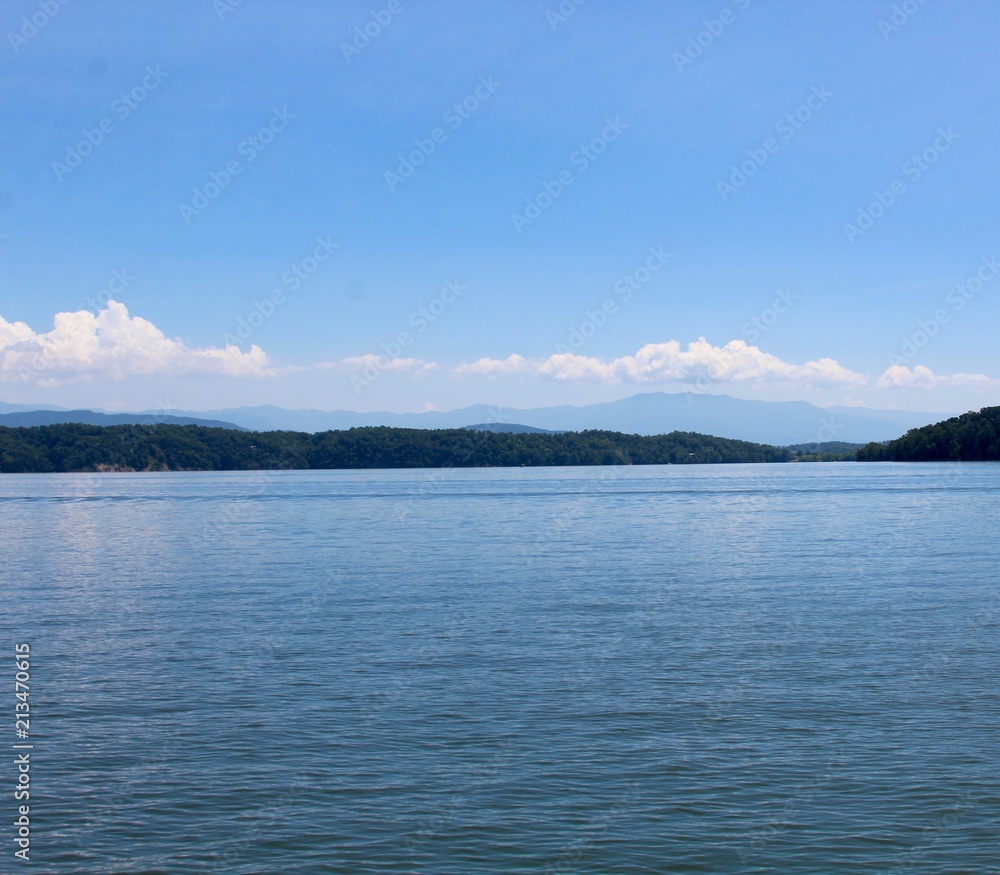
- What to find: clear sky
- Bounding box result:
[1,0,998,415]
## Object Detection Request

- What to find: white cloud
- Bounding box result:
[876,365,993,388]
[322,355,438,376]
[0,301,273,385]
[454,354,532,377]
[6,304,992,398]
[454,339,867,388]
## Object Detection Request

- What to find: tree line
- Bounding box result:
[857,406,1000,462]
[5,407,995,472]
[0,423,793,473]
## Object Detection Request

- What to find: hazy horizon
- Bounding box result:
[0,387,962,418]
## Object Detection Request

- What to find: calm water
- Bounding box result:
[2,463,998,873]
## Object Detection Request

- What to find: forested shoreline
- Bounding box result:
[2,405,996,473]
[0,423,792,472]
[857,406,1000,462]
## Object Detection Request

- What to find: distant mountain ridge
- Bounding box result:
[0,402,68,413]
[0,391,949,445]
[0,410,245,430]
[146,391,945,445]
[463,423,558,434]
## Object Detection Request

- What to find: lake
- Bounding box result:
[2,463,998,873]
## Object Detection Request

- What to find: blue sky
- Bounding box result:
[1,0,998,415]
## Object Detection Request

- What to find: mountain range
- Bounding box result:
[0,408,245,430]
[0,392,949,445]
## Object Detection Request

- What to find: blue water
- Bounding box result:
[2,463,998,873]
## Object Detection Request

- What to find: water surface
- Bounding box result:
[2,463,998,873]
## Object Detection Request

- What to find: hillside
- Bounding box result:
[0,423,791,473]
[462,422,558,434]
[857,407,1000,461]
[786,441,866,462]
[0,409,244,430]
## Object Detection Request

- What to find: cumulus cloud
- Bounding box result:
[455,339,867,388]
[0,301,273,385]
[876,365,993,389]
[7,304,992,397]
